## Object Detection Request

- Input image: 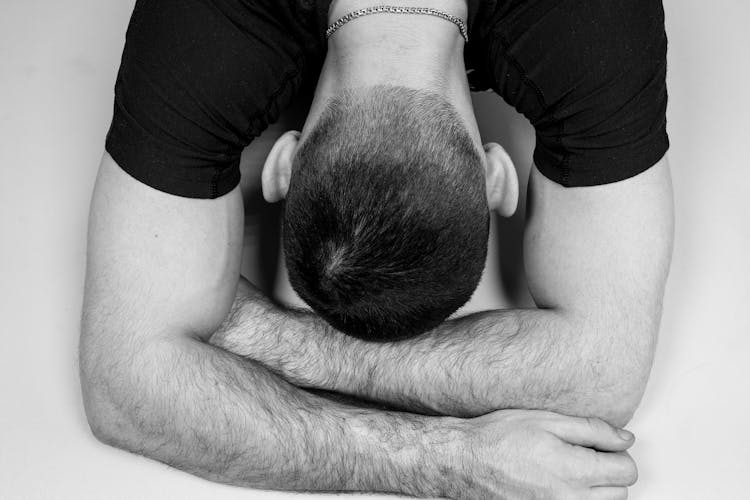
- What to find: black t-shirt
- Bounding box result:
[105,0,669,199]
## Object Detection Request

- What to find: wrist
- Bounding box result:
[344,412,464,498]
[416,416,469,498]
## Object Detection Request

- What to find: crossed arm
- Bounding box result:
[80,153,458,495]
[211,158,674,427]
[80,151,672,494]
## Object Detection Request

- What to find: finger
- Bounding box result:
[579,450,638,487]
[588,486,629,500]
[549,416,635,452]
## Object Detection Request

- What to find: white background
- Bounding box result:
[1,0,748,498]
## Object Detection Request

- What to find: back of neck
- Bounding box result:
[325,0,469,91]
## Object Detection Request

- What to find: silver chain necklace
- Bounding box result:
[325,6,469,43]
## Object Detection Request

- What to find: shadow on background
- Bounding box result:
[238,88,315,298]
[472,91,536,306]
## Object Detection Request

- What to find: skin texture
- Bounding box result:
[80,0,674,497]
[81,154,444,495]
[81,152,643,499]
[216,159,674,427]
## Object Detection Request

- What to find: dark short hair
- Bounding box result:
[283,85,489,341]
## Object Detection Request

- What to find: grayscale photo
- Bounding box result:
[1,0,748,498]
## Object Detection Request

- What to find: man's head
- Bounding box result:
[263,85,518,341]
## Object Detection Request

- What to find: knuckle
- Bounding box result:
[566,464,586,484]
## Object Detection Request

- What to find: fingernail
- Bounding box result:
[618,429,634,441]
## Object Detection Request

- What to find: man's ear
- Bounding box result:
[483,142,519,217]
[261,130,300,203]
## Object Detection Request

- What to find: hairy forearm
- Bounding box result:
[80,313,453,495]
[212,278,656,426]
[320,308,656,425]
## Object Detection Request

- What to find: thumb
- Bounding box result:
[548,416,635,452]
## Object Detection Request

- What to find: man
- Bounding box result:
[80,0,673,498]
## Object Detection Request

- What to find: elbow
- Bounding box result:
[589,353,654,428]
[602,393,641,429]
[581,329,657,428]
[570,372,646,428]
[81,377,118,446]
[548,306,661,427]
[79,332,139,450]
[84,405,118,448]
[80,363,124,448]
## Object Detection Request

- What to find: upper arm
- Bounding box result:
[491,0,673,322]
[86,0,290,346]
[79,0,307,441]
[80,152,244,420]
[523,157,674,380]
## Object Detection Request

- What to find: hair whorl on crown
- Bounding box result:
[283,85,489,341]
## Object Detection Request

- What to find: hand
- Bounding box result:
[439,410,638,500]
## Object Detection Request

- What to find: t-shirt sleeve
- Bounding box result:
[478,0,669,187]
[105,0,305,199]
